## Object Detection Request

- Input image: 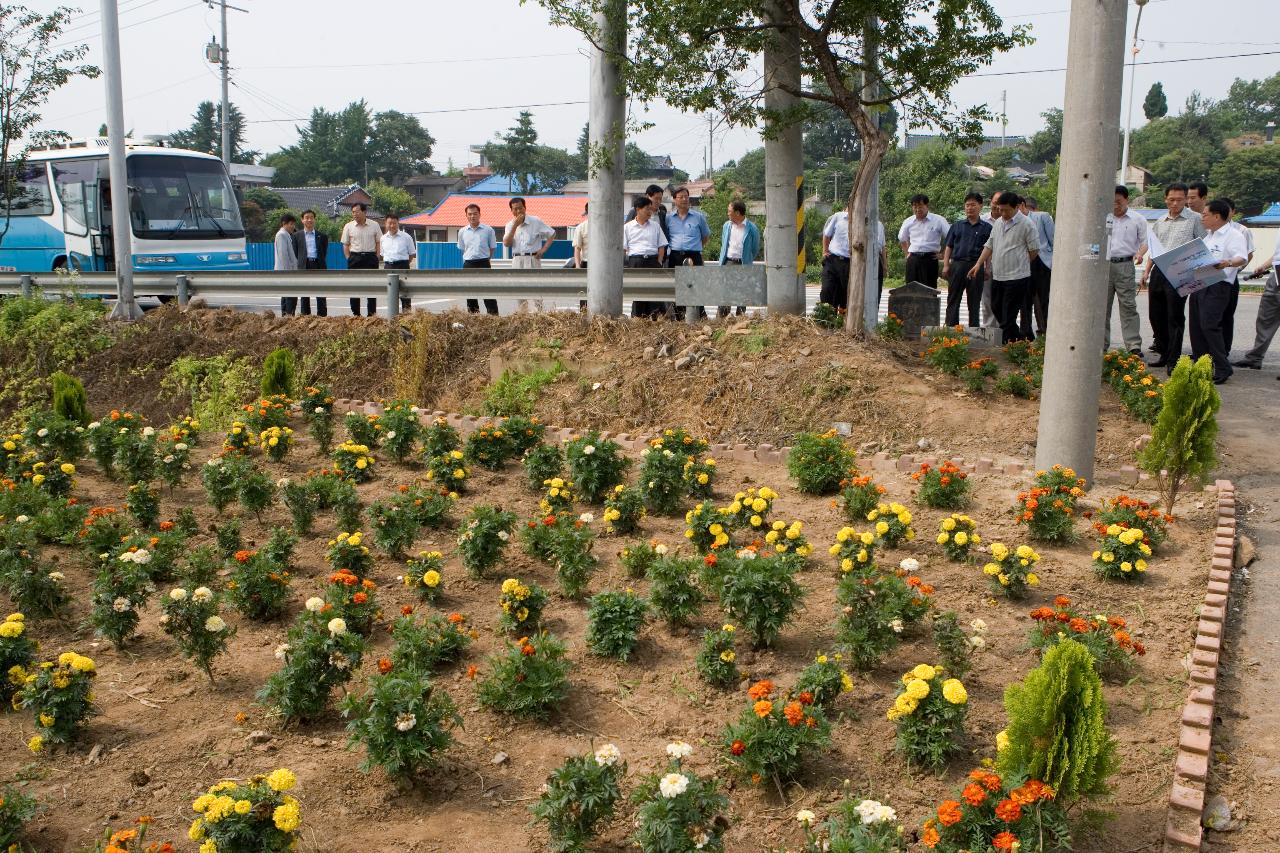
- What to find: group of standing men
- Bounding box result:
[272,202,416,317]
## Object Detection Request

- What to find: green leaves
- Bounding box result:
[586,589,648,660]
[1139,355,1219,511]
[532,752,625,852]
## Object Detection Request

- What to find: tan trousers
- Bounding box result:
[512,254,543,312]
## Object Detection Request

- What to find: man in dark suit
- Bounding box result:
[291,209,329,316]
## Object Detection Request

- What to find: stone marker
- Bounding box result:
[887,281,941,341]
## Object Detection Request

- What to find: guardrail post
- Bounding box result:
[176,274,190,308]
[19,275,33,298]
[387,273,401,320]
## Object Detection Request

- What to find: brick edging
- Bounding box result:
[1164,479,1237,851]
[327,399,1035,477]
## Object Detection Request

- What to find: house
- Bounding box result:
[643,155,676,180]
[267,184,375,219]
[904,134,1028,158]
[401,174,463,209]
[400,193,588,243]
[1117,164,1155,193]
[559,179,673,209]
[460,174,563,195]
[681,178,716,206]
[228,163,275,190]
[1006,165,1048,185]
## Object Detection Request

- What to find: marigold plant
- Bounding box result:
[1092,523,1152,583]
[837,474,886,523]
[936,513,981,562]
[188,768,302,853]
[325,530,374,579]
[257,425,293,463]
[523,441,563,491]
[1097,494,1172,550]
[788,430,857,495]
[646,554,704,626]
[402,551,445,603]
[19,650,97,750]
[913,460,971,509]
[958,356,1000,393]
[226,549,291,621]
[425,449,470,494]
[0,783,37,850]
[300,386,336,454]
[981,542,1042,599]
[724,486,778,532]
[920,768,1069,853]
[829,526,878,576]
[499,577,550,633]
[532,745,626,853]
[565,431,630,503]
[465,424,517,470]
[1028,597,1144,680]
[389,611,474,674]
[259,609,367,723]
[888,664,968,771]
[421,416,460,459]
[723,680,831,784]
[695,623,739,688]
[621,540,665,578]
[763,519,812,558]
[794,652,855,710]
[344,411,381,448]
[923,326,971,375]
[931,611,986,679]
[552,513,599,599]
[0,613,37,707]
[684,501,733,555]
[160,587,234,681]
[798,791,906,853]
[324,568,380,636]
[200,456,239,513]
[631,747,729,853]
[719,552,804,648]
[458,505,516,579]
[603,484,646,535]
[586,589,648,661]
[1016,465,1086,543]
[222,420,254,455]
[342,664,461,780]
[639,440,692,516]
[333,440,376,482]
[89,550,153,648]
[476,632,571,719]
[378,400,423,463]
[683,455,717,500]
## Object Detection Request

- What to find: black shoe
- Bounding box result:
[1231,360,1261,369]
[1147,344,1160,352]
[1214,376,1229,385]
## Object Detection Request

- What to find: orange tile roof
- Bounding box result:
[402,194,588,229]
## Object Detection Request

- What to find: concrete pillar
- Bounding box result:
[586,0,626,317]
[763,2,805,316]
[101,0,140,321]
[1035,0,1129,484]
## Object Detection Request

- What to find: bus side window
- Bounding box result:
[53,160,99,236]
[2,163,54,216]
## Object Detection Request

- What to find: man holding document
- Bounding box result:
[1190,200,1248,384]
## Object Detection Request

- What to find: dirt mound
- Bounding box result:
[75,306,1140,463]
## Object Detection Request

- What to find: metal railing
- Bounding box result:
[0,268,685,318]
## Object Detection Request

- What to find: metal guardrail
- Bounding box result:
[0,269,684,315]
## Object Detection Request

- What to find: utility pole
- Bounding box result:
[707,114,715,176]
[219,0,229,167]
[1035,0,1129,483]
[100,0,140,321]
[1119,0,1150,183]
[1000,90,1008,148]
[763,0,805,316]
[861,15,882,332]
[586,0,626,317]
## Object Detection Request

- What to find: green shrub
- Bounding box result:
[260,347,297,398]
[998,639,1116,800]
[1139,354,1219,511]
[343,667,461,780]
[888,664,969,771]
[695,623,739,687]
[50,372,90,426]
[532,747,626,853]
[523,442,563,490]
[788,430,857,495]
[160,585,234,681]
[794,653,855,709]
[0,613,38,707]
[799,792,906,853]
[995,371,1035,398]
[586,590,648,660]
[89,552,152,647]
[499,576,549,633]
[631,750,729,853]
[378,400,422,463]
[422,416,460,459]
[646,554,704,626]
[923,326,971,375]
[483,362,565,416]
[476,632,571,719]
[719,553,803,648]
[458,505,516,578]
[603,484,646,535]
[161,354,257,431]
[0,294,109,427]
[723,681,831,783]
[565,431,629,503]
[259,609,367,724]
[0,783,38,850]
[388,612,473,673]
[227,549,291,621]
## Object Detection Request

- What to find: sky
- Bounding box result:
[28,0,1280,181]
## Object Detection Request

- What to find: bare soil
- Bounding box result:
[2,426,1215,852]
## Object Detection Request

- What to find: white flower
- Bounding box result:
[795,809,816,826]
[385,431,396,440]
[874,804,897,824]
[969,618,988,633]
[889,618,904,634]
[88,421,101,430]
[594,743,622,767]
[192,586,214,603]
[395,712,417,732]
[899,557,920,572]
[658,772,689,799]
[112,596,131,612]
[125,548,151,565]
[142,426,155,438]
[47,571,65,582]
[205,458,221,467]
[36,428,48,438]
[175,442,188,452]
[666,741,693,760]
[274,642,291,660]
[119,428,129,434]
[855,799,885,825]
[327,617,347,635]
[162,455,175,464]
[583,445,596,455]
[654,544,668,555]
[591,382,602,391]
[451,321,465,329]
[693,831,710,849]
[328,651,351,669]
[497,530,509,541]
[662,449,674,458]
[305,597,325,612]
[204,616,226,632]
[314,406,326,414]
[158,614,170,626]
[969,635,987,650]
[169,588,188,601]
[410,406,421,414]
[15,515,29,524]
[579,512,595,524]
[736,547,758,560]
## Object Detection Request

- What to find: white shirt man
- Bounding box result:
[458,215,497,263]
[623,213,668,259]
[1103,189,1148,352]
[1194,201,1248,383]
[897,209,950,253]
[503,197,555,311]
[380,222,417,266]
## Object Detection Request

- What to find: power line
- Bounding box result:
[243,100,588,125]
[61,0,169,31]
[239,52,580,71]
[51,2,204,49]
[968,48,1280,77]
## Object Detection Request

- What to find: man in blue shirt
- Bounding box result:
[940,192,991,327]
[457,203,498,315]
[666,186,711,318]
[1022,196,1055,338]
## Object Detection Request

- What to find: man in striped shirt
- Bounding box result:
[1141,183,1205,373]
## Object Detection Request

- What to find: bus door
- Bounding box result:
[51,159,102,271]
[96,176,115,271]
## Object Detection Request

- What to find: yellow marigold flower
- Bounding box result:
[860,532,874,545]
[189,818,206,840]
[840,672,854,693]
[27,735,43,753]
[1136,559,1148,571]
[991,543,1009,561]
[840,558,853,572]
[751,498,767,512]
[912,664,937,681]
[38,712,53,727]
[1027,573,1040,585]
[266,768,297,792]
[996,729,1010,751]
[199,841,218,853]
[720,650,735,663]
[0,622,21,639]
[501,578,520,594]
[893,694,918,715]
[936,532,950,545]
[941,518,957,531]
[423,570,441,587]
[836,528,851,543]
[875,521,890,535]
[983,563,1000,576]
[60,462,76,475]
[272,802,302,833]
[234,799,252,815]
[1015,544,1034,559]
[71,655,95,672]
[905,679,930,700]
[954,532,969,546]
[192,795,214,813]
[942,678,968,704]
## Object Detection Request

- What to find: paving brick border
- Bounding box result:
[1164,479,1237,852]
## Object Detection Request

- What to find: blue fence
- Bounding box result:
[248,240,574,271]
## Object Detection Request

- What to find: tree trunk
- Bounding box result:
[843,131,890,334]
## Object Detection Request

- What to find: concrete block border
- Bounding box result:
[326,401,1036,477]
[1163,479,1237,852]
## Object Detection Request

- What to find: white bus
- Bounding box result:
[0,138,249,274]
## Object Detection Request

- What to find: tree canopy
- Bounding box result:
[1143,82,1168,121]
[263,102,434,187]
[483,111,583,192]
[168,101,258,164]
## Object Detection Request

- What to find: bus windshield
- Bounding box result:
[127,155,244,239]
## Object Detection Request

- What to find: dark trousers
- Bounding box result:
[945,260,981,327]
[384,259,412,311]
[905,253,939,287]
[462,258,498,314]
[1224,281,1240,355]
[627,255,665,318]
[1150,269,1168,355]
[994,277,1032,344]
[1190,281,1233,381]
[1152,268,1187,366]
[347,251,378,315]
[820,254,851,310]
[669,250,707,319]
[301,258,328,316]
[1029,256,1051,337]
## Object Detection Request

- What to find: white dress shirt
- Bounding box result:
[897,212,950,253]
[341,219,381,253]
[505,214,555,254]
[1204,224,1248,285]
[1228,220,1254,256]
[726,221,747,260]
[823,213,884,258]
[380,230,416,263]
[623,218,668,256]
[457,223,497,261]
[1105,209,1148,259]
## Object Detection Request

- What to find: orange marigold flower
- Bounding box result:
[466,664,478,680]
[1068,618,1090,633]
[805,716,817,728]
[993,831,1018,850]
[797,691,814,706]
[995,798,1022,822]
[980,771,1003,793]
[447,612,465,624]
[962,782,987,806]
[747,680,774,700]
[378,658,392,674]
[730,739,746,756]
[1134,642,1147,656]
[352,592,368,605]
[158,521,174,532]
[401,605,414,616]
[521,644,536,657]
[753,700,773,718]
[907,576,922,588]
[233,549,255,563]
[937,800,963,827]
[1054,595,1071,607]
[921,824,941,848]
[1030,607,1056,621]
[783,701,804,726]
[704,554,717,567]
[1010,786,1037,807]
[1113,630,1132,646]
[234,711,248,724]
[920,584,935,595]
[362,578,376,590]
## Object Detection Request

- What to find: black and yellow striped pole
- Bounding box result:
[796,175,806,276]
